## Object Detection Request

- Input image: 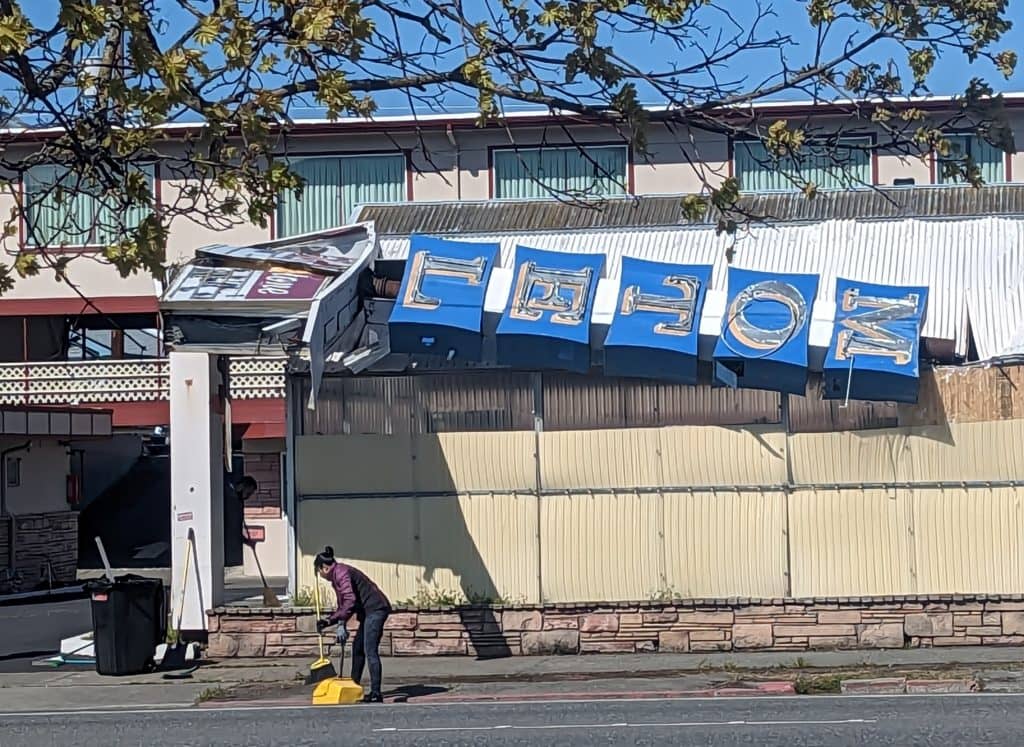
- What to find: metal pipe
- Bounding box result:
[301,478,1024,501]
[446,125,462,201]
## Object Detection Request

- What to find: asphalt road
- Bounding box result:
[2,694,1023,746]
[0,597,91,673]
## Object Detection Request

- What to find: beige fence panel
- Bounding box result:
[297,496,421,599]
[662,490,788,599]
[789,488,915,597]
[412,432,537,493]
[297,493,541,604]
[539,492,663,602]
[658,426,787,487]
[910,486,1024,595]
[790,420,1024,485]
[295,434,414,495]
[539,429,664,490]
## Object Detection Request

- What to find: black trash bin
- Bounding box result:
[89,575,166,676]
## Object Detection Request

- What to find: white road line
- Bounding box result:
[0,691,1022,719]
[373,718,879,734]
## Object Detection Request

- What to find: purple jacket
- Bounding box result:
[325,562,391,625]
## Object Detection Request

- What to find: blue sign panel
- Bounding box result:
[388,234,499,359]
[713,267,819,395]
[823,278,928,404]
[603,257,712,384]
[496,245,605,372]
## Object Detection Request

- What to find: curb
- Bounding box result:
[840,677,980,695]
[200,681,797,708]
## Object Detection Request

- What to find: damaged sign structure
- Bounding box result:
[387,235,930,403]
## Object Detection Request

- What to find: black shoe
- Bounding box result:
[362,692,383,703]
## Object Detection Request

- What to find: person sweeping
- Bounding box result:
[314,546,392,703]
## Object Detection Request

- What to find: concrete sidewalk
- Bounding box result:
[1,646,1022,714]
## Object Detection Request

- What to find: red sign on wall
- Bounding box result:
[243,526,265,543]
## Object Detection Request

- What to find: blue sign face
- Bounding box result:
[823,278,928,404]
[603,257,712,384]
[387,234,499,359]
[713,267,819,395]
[496,245,605,373]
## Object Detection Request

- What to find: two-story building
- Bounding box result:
[2,95,1022,585]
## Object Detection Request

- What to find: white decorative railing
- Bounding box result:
[0,356,287,406]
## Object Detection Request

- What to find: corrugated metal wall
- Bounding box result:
[298,494,542,604]
[294,366,1024,603]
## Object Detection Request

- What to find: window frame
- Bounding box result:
[488,142,633,199]
[729,133,878,193]
[20,161,161,251]
[271,150,412,239]
[930,132,1011,185]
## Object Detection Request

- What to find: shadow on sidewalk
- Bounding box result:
[383,684,449,702]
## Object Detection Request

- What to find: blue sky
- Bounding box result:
[16,0,1024,119]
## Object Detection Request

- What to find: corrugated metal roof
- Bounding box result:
[368,211,1024,361]
[356,185,1024,237]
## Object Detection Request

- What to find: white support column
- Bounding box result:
[170,351,225,632]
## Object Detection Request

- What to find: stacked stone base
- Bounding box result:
[207,595,1024,658]
[0,511,78,593]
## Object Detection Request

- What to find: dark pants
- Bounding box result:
[351,611,388,695]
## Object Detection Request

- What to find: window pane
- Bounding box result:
[95,163,156,245]
[123,328,161,358]
[735,138,871,192]
[277,155,406,238]
[25,165,94,246]
[936,134,1006,184]
[26,164,155,247]
[340,154,407,222]
[494,146,627,198]
[493,149,542,198]
[277,157,341,238]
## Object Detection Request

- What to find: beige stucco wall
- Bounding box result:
[1,437,69,515]
[2,110,1022,302]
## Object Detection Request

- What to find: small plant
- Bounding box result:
[289,586,316,607]
[397,586,526,608]
[196,687,230,703]
[793,674,842,695]
[399,587,468,607]
[166,628,179,645]
[649,586,680,604]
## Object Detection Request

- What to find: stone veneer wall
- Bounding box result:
[242,452,281,519]
[11,511,79,586]
[206,596,1024,658]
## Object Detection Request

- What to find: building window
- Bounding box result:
[493,145,628,199]
[733,136,872,192]
[66,327,161,360]
[276,154,407,238]
[935,134,1006,184]
[24,164,156,248]
[6,457,20,488]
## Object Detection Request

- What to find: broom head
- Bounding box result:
[306,656,337,685]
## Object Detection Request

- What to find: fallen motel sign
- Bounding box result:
[387,235,929,404]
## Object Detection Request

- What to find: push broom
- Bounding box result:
[306,577,337,685]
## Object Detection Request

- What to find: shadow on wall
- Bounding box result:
[300,433,525,660]
[78,456,170,569]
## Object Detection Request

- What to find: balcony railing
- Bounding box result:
[0,356,287,407]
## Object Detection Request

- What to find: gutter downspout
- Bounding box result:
[446,125,462,201]
[1,441,31,575]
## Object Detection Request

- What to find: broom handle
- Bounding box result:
[313,576,324,660]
